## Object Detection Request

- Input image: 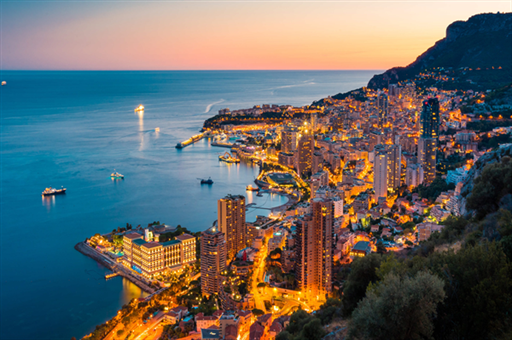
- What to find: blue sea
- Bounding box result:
[0,70,377,339]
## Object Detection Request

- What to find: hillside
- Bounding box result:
[367,12,512,90]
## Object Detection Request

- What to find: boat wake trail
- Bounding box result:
[274,81,316,89]
[205,99,225,113]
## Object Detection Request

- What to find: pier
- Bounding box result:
[211,141,234,148]
[175,133,205,149]
[105,272,119,279]
[75,241,156,294]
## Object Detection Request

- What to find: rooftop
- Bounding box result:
[353,241,371,251]
[132,238,147,246]
[124,232,143,240]
[161,239,181,247]
[176,233,195,241]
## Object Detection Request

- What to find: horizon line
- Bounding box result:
[0,69,385,72]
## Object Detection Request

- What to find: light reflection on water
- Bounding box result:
[1,70,373,340]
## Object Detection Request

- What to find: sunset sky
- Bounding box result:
[2,1,510,70]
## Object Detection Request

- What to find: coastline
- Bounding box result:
[74,242,155,294]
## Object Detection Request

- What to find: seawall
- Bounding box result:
[74,242,155,294]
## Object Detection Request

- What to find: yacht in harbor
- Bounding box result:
[42,186,66,196]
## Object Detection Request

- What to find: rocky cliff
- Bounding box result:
[367,12,512,89]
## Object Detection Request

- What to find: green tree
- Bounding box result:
[342,254,382,315]
[348,271,445,340]
[466,157,512,219]
[429,242,512,340]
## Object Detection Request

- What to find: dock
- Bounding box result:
[74,241,156,294]
[176,133,205,149]
[211,141,234,148]
[105,272,119,279]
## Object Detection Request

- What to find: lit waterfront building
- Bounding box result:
[201,225,227,296]
[295,197,333,298]
[373,146,388,200]
[297,132,314,177]
[218,194,246,262]
[122,232,195,278]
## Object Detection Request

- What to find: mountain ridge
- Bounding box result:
[367,12,512,90]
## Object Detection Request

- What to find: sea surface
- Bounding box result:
[0,70,377,339]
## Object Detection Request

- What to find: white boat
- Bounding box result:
[134,105,144,113]
[1,81,6,86]
[155,127,160,132]
[111,170,124,179]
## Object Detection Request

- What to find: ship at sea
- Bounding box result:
[134,104,144,113]
[42,186,66,196]
[111,170,124,179]
[246,185,260,191]
[200,177,214,185]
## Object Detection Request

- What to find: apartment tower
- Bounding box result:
[297,132,314,177]
[373,145,388,200]
[200,225,227,296]
[295,198,333,298]
[218,195,246,262]
[419,98,439,184]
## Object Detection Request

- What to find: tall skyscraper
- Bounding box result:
[418,137,437,184]
[386,144,402,190]
[420,98,440,139]
[295,198,333,297]
[218,195,246,261]
[297,132,314,177]
[373,145,388,200]
[377,93,388,127]
[419,98,440,184]
[281,127,297,153]
[201,225,227,296]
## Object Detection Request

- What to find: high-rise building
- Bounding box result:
[369,131,383,151]
[312,151,323,175]
[419,98,440,184]
[297,132,314,177]
[281,127,297,153]
[201,225,227,296]
[386,144,402,190]
[373,146,388,200]
[377,93,388,127]
[420,98,440,139]
[218,195,246,261]
[294,198,333,297]
[406,163,424,188]
[418,137,437,184]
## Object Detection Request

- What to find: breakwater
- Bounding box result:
[175,133,205,149]
[74,242,156,294]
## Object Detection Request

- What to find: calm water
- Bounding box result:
[0,70,377,339]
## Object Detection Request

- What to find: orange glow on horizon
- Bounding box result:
[2,2,510,70]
